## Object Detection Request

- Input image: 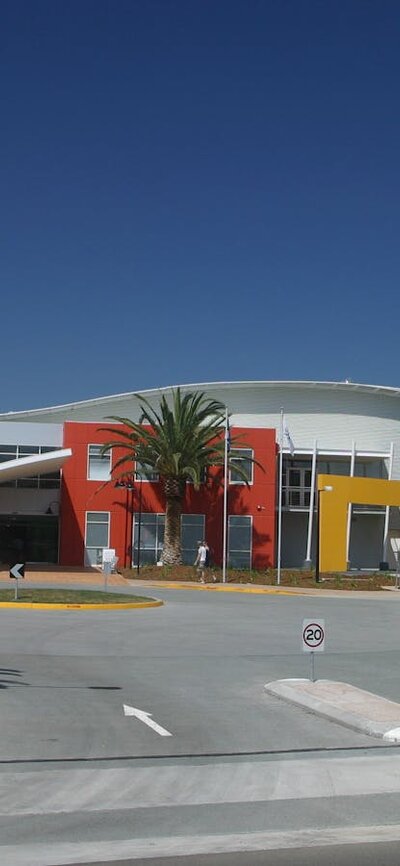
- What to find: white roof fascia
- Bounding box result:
[0,448,72,483]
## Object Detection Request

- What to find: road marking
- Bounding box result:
[123,704,173,736]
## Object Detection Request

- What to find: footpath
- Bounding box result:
[0,564,399,598]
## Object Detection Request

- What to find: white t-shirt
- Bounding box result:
[198,544,207,565]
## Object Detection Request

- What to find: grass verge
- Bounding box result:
[0,589,155,604]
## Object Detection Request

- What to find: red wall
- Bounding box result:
[60,422,277,569]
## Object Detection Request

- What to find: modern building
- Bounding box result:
[0,381,399,571]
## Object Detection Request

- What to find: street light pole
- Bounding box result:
[315,488,321,584]
[115,476,135,571]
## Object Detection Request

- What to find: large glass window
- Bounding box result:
[0,445,61,489]
[0,515,59,564]
[354,459,386,479]
[133,513,165,565]
[182,514,205,564]
[229,449,253,484]
[88,445,111,481]
[317,458,351,476]
[0,445,17,462]
[228,515,252,569]
[85,512,110,566]
[132,513,205,565]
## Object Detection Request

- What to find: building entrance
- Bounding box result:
[0,515,59,565]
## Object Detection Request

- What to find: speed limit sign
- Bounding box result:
[302,619,325,653]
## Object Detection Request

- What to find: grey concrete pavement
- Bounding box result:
[265,679,400,741]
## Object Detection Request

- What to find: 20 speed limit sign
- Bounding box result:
[302,619,325,653]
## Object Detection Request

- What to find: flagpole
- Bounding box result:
[222,408,229,584]
[277,407,284,586]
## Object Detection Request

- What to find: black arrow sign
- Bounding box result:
[9,563,25,580]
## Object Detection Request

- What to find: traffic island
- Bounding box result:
[265,678,400,742]
[0,589,163,610]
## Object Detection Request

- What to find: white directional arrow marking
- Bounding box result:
[123,704,173,736]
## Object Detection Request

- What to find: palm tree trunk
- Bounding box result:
[162,477,184,565]
[163,494,183,565]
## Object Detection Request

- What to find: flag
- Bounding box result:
[284,419,295,456]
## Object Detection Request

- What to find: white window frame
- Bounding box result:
[229,448,254,485]
[87,444,111,481]
[85,511,110,566]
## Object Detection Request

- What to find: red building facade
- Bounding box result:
[59,421,277,570]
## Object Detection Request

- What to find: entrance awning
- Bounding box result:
[0,448,72,483]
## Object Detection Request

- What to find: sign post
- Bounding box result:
[9,563,25,601]
[102,549,117,592]
[302,619,325,682]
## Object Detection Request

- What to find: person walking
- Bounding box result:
[194,540,208,583]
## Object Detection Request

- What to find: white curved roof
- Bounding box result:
[1,380,400,474]
[0,380,400,424]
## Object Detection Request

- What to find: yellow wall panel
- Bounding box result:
[318,475,400,572]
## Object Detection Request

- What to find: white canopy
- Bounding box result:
[0,448,72,483]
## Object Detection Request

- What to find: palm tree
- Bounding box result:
[100,388,257,566]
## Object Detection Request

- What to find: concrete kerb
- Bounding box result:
[265,679,400,742]
[127,579,400,598]
[0,598,163,611]
[127,581,299,596]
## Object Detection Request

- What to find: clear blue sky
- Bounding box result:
[2,0,400,410]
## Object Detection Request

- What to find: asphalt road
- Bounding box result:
[2,586,400,761]
[2,585,400,864]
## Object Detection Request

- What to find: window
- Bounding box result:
[181,514,205,564]
[133,513,165,565]
[317,459,350,476]
[135,461,159,482]
[0,445,17,462]
[228,515,252,569]
[229,449,254,484]
[354,459,386,479]
[85,512,110,566]
[0,445,61,489]
[132,513,205,565]
[88,445,111,481]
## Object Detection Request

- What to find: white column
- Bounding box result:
[346,441,356,567]
[382,442,394,564]
[304,440,317,567]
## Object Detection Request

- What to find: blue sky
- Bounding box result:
[2,0,400,410]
